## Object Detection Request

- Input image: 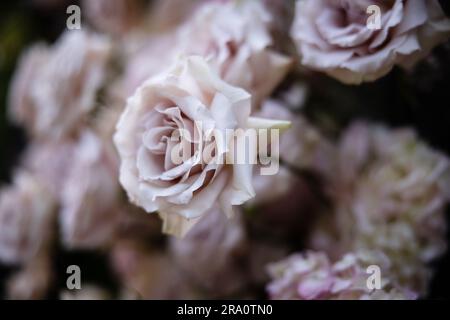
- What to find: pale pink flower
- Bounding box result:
[267,250,415,300]
[169,206,248,297]
[291,0,450,84]
[60,130,121,249]
[120,1,291,109]
[9,30,112,138]
[114,56,289,237]
[178,0,292,108]
[309,122,450,294]
[0,171,56,265]
[22,138,77,199]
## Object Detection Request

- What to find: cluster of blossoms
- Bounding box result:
[0,0,450,300]
[267,250,416,300]
[306,123,450,296]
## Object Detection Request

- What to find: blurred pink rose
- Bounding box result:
[0,171,56,265]
[60,130,121,249]
[120,1,291,109]
[22,138,77,199]
[178,0,292,108]
[309,122,450,294]
[267,250,415,300]
[169,206,248,297]
[291,0,450,84]
[120,34,181,99]
[9,30,112,139]
[114,56,288,237]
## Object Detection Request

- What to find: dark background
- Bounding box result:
[0,0,449,299]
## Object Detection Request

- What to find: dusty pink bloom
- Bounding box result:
[9,30,111,138]
[309,122,450,294]
[178,0,292,108]
[169,206,248,297]
[22,138,77,199]
[60,130,121,249]
[267,250,415,300]
[0,171,56,265]
[120,1,291,108]
[120,34,181,100]
[291,0,450,84]
[82,0,144,35]
[114,56,288,237]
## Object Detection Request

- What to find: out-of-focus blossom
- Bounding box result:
[9,30,112,139]
[178,0,292,108]
[120,0,291,109]
[169,207,248,297]
[22,138,77,199]
[114,56,289,237]
[111,240,199,299]
[291,0,450,84]
[267,250,415,300]
[309,122,450,294]
[82,0,144,36]
[60,130,121,249]
[7,255,54,299]
[0,171,56,265]
[119,34,181,100]
[60,285,112,300]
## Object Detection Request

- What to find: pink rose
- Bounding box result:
[267,250,415,300]
[9,30,112,138]
[120,0,291,109]
[291,0,450,84]
[178,0,292,108]
[114,56,288,237]
[60,130,121,249]
[22,138,77,199]
[309,122,450,294]
[0,171,56,265]
[169,206,248,297]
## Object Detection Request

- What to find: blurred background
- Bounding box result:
[1,0,450,299]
